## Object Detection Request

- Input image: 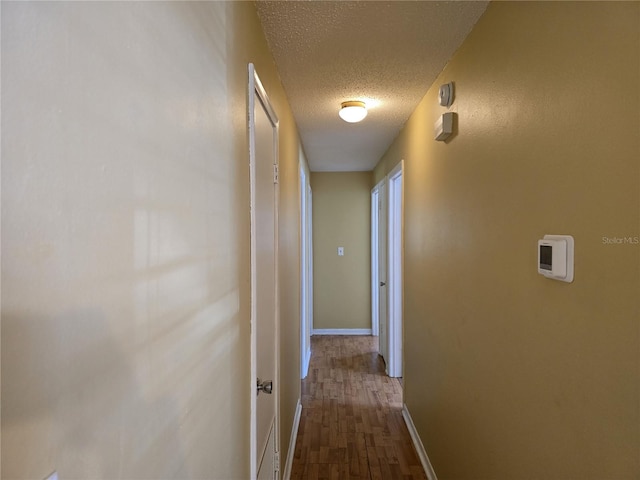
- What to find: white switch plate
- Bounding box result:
[45,472,58,480]
[337,247,344,256]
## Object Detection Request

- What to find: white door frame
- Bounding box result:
[371,186,380,337]
[308,189,313,338]
[249,63,280,480]
[387,160,404,378]
[300,164,312,378]
[377,179,389,368]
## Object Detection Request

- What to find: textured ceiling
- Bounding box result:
[256,1,489,172]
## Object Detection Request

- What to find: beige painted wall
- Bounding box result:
[1,2,301,478]
[275,87,306,473]
[311,172,371,331]
[374,2,639,479]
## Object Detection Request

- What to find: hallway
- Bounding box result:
[4,3,638,479]
[291,336,426,479]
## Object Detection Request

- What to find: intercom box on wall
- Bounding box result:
[434,112,454,141]
[537,235,574,283]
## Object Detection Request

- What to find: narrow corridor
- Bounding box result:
[291,336,427,479]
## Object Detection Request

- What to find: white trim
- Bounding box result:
[371,185,380,337]
[389,160,403,181]
[312,328,372,336]
[248,63,258,480]
[386,160,404,378]
[300,164,308,379]
[307,188,313,349]
[402,404,438,480]
[299,163,313,379]
[302,346,311,379]
[282,400,302,480]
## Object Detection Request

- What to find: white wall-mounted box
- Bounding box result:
[538,234,574,283]
[434,112,454,141]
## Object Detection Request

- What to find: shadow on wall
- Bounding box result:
[2,1,252,478]
[2,310,185,478]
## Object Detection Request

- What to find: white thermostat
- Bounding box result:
[537,235,574,283]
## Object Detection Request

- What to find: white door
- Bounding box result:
[371,187,380,337]
[377,180,389,369]
[249,64,279,480]
[387,162,403,378]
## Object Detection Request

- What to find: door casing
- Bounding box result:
[300,164,312,379]
[387,161,404,378]
[371,186,380,337]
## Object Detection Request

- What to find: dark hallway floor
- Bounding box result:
[290,335,427,479]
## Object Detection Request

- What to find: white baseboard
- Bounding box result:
[301,347,311,379]
[283,399,302,480]
[311,328,372,335]
[402,404,438,480]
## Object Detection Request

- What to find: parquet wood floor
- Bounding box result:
[290,335,427,480]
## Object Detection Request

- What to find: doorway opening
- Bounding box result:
[371,160,404,379]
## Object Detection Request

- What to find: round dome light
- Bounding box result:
[339,101,367,123]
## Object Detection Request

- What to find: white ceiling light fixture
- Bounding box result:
[339,101,367,123]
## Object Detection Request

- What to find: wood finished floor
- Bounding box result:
[291,336,427,480]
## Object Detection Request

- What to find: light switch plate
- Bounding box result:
[337,247,344,256]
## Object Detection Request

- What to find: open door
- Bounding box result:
[387,161,403,378]
[249,64,279,480]
[371,186,380,337]
[377,179,389,369]
[372,161,403,379]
